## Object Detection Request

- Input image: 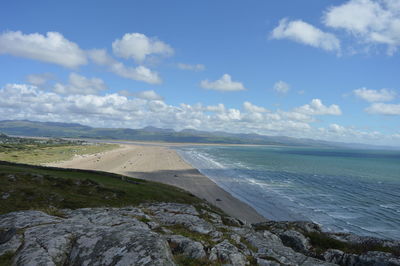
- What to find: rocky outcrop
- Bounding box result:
[253,221,400,266]
[323,249,400,266]
[278,230,312,253]
[1,203,399,265]
[166,235,207,260]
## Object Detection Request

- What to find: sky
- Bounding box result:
[0,0,400,146]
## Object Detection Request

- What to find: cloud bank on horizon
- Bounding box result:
[0,0,399,146]
[1,83,376,143]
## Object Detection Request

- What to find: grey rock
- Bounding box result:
[253,220,322,235]
[324,249,361,266]
[324,249,400,266]
[243,230,335,265]
[359,251,400,265]
[201,210,223,224]
[257,257,281,266]
[0,210,62,229]
[323,249,345,264]
[209,240,247,266]
[210,230,223,240]
[62,206,148,227]
[0,228,16,244]
[1,208,174,265]
[278,230,312,253]
[147,221,160,229]
[7,174,16,182]
[261,230,284,246]
[145,202,199,216]
[69,227,175,266]
[1,193,10,200]
[301,257,339,266]
[0,203,398,266]
[14,223,73,266]
[167,234,206,259]
[329,232,400,249]
[145,203,214,235]
[223,216,243,227]
[230,233,241,245]
[0,230,22,256]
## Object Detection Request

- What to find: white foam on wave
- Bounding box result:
[175,146,400,240]
[176,147,307,221]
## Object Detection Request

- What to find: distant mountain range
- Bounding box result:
[0,120,397,150]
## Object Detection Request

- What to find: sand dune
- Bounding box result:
[49,144,266,223]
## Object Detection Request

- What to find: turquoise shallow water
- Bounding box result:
[176,145,400,240]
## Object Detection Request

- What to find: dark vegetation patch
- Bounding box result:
[241,238,258,253]
[0,251,14,266]
[246,255,258,265]
[221,216,243,227]
[195,204,226,223]
[305,231,400,256]
[0,161,204,214]
[137,216,151,223]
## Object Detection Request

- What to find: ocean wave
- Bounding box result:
[175,145,400,240]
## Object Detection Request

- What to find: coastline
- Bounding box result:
[48,143,266,223]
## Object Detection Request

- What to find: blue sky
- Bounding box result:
[0,0,400,146]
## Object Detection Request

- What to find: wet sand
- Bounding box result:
[48,144,266,223]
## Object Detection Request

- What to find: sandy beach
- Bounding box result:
[48,144,266,223]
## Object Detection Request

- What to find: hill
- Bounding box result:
[0,120,396,149]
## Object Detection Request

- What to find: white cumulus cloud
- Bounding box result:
[273,81,290,94]
[26,73,54,86]
[200,74,247,91]
[271,19,341,52]
[53,73,108,95]
[328,123,347,134]
[243,101,269,113]
[324,0,400,54]
[118,89,163,100]
[177,63,205,71]
[295,99,342,115]
[112,33,173,62]
[205,104,226,113]
[353,87,397,102]
[135,90,163,100]
[0,31,87,68]
[88,49,161,84]
[366,102,400,115]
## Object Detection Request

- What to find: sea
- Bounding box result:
[176,145,400,240]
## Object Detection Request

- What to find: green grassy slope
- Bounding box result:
[0,133,118,164]
[0,161,205,215]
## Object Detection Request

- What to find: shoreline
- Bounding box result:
[48,143,266,223]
